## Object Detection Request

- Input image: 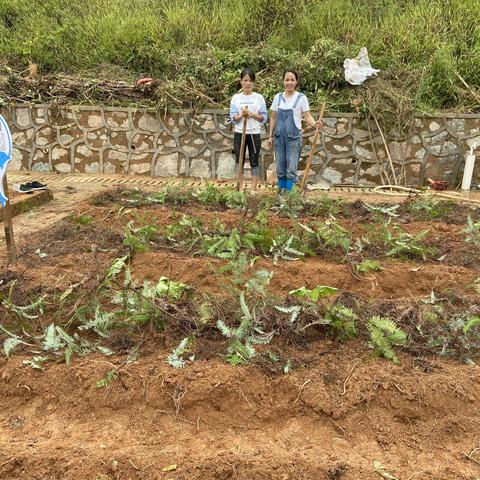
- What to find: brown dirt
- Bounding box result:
[1,346,480,480]
[1,180,480,479]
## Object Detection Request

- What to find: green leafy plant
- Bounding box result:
[271,187,305,218]
[166,336,194,369]
[202,229,242,259]
[464,216,480,245]
[325,305,357,341]
[309,197,345,217]
[463,316,480,336]
[356,259,382,273]
[368,316,407,364]
[289,285,338,302]
[1,280,45,320]
[380,221,430,259]
[217,292,273,365]
[300,217,351,253]
[123,221,158,252]
[407,195,451,219]
[365,203,400,217]
[270,234,305,265]
[68,213,94,225]
[96,369,119,388]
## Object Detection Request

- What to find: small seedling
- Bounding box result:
[289,285,338,302]
[356,260,382,273]
[96,369,118,388]
[166,336,194,369]
[68,213,94,225]
[368,316,407,364]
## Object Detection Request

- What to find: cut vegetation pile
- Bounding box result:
[1,185,480,479]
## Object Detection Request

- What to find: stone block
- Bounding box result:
[190,158,211,178]
[15,108,31,128]
[131,133,154,151]
[32,162,50,172]
[322,167,342,184]
[154,153,185,177]
[54,162,72,173]
[216,151,235,179]
[8,149,25,170]
[35,126,55,146]
[138,114,161,132]
[85,162,101,173]
[129,162,151,175]
[105,111,130,129]
[52,146,69,163]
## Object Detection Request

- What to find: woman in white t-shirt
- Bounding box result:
[268,70,323,191]
[229,68,268,191]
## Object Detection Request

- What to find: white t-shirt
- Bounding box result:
[270,92,309,131]
[229,92,267,134]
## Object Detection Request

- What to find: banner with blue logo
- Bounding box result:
[0,114,12,208]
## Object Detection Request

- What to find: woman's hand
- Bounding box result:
[268,136,274,149]
[314,119,324,129]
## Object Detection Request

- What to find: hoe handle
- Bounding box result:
[236,107,248,191]
[300,103,326,194]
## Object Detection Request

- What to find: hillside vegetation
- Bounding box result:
[1,0,480,120]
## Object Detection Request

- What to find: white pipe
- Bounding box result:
[462,142,477,191]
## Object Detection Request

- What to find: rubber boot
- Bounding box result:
[277,178,286,191]
[285,179,294,191]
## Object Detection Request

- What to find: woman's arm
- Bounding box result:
[268,111,277,149]
[303,111,323,129]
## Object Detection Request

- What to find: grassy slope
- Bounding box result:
[0,0,479,114]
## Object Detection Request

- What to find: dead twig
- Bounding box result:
[340,362,359,396]
[294,379,312,405]
[128,459,141,471]
[237,382,254,409]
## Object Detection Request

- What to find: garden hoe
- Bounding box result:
[299,102,331,195]
[236,106,248,192]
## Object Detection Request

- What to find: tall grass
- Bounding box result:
[1,0,480,112]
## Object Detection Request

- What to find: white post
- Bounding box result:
[462,143,477,191]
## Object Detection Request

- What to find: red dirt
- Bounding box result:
[1,345,480,480]
[1,187,480,479]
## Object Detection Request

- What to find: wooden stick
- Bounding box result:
[365,113,389,185]
[2,174,17,264]
[236,107,248,192]
[299,103,326,194]
[372,112,398,186]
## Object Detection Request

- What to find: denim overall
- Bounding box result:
[274,93,304,190]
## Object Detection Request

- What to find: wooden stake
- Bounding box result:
[299,103,326,193]
[2,174,17,264]
[236,107,248,192]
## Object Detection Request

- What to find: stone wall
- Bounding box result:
[3,105,480,187]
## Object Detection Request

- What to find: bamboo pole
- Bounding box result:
[2,174,17,264]
[299,103,326,193]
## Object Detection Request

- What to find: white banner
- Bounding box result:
[0,114,12,208]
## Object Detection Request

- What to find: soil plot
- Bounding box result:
[1,185,480,480]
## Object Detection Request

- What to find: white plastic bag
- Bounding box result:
[344,47,379,86]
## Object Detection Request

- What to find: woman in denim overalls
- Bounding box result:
[268,70,323,191]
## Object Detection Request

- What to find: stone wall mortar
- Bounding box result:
[3,105,480,187]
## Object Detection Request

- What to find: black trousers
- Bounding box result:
[234,132,261,175]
